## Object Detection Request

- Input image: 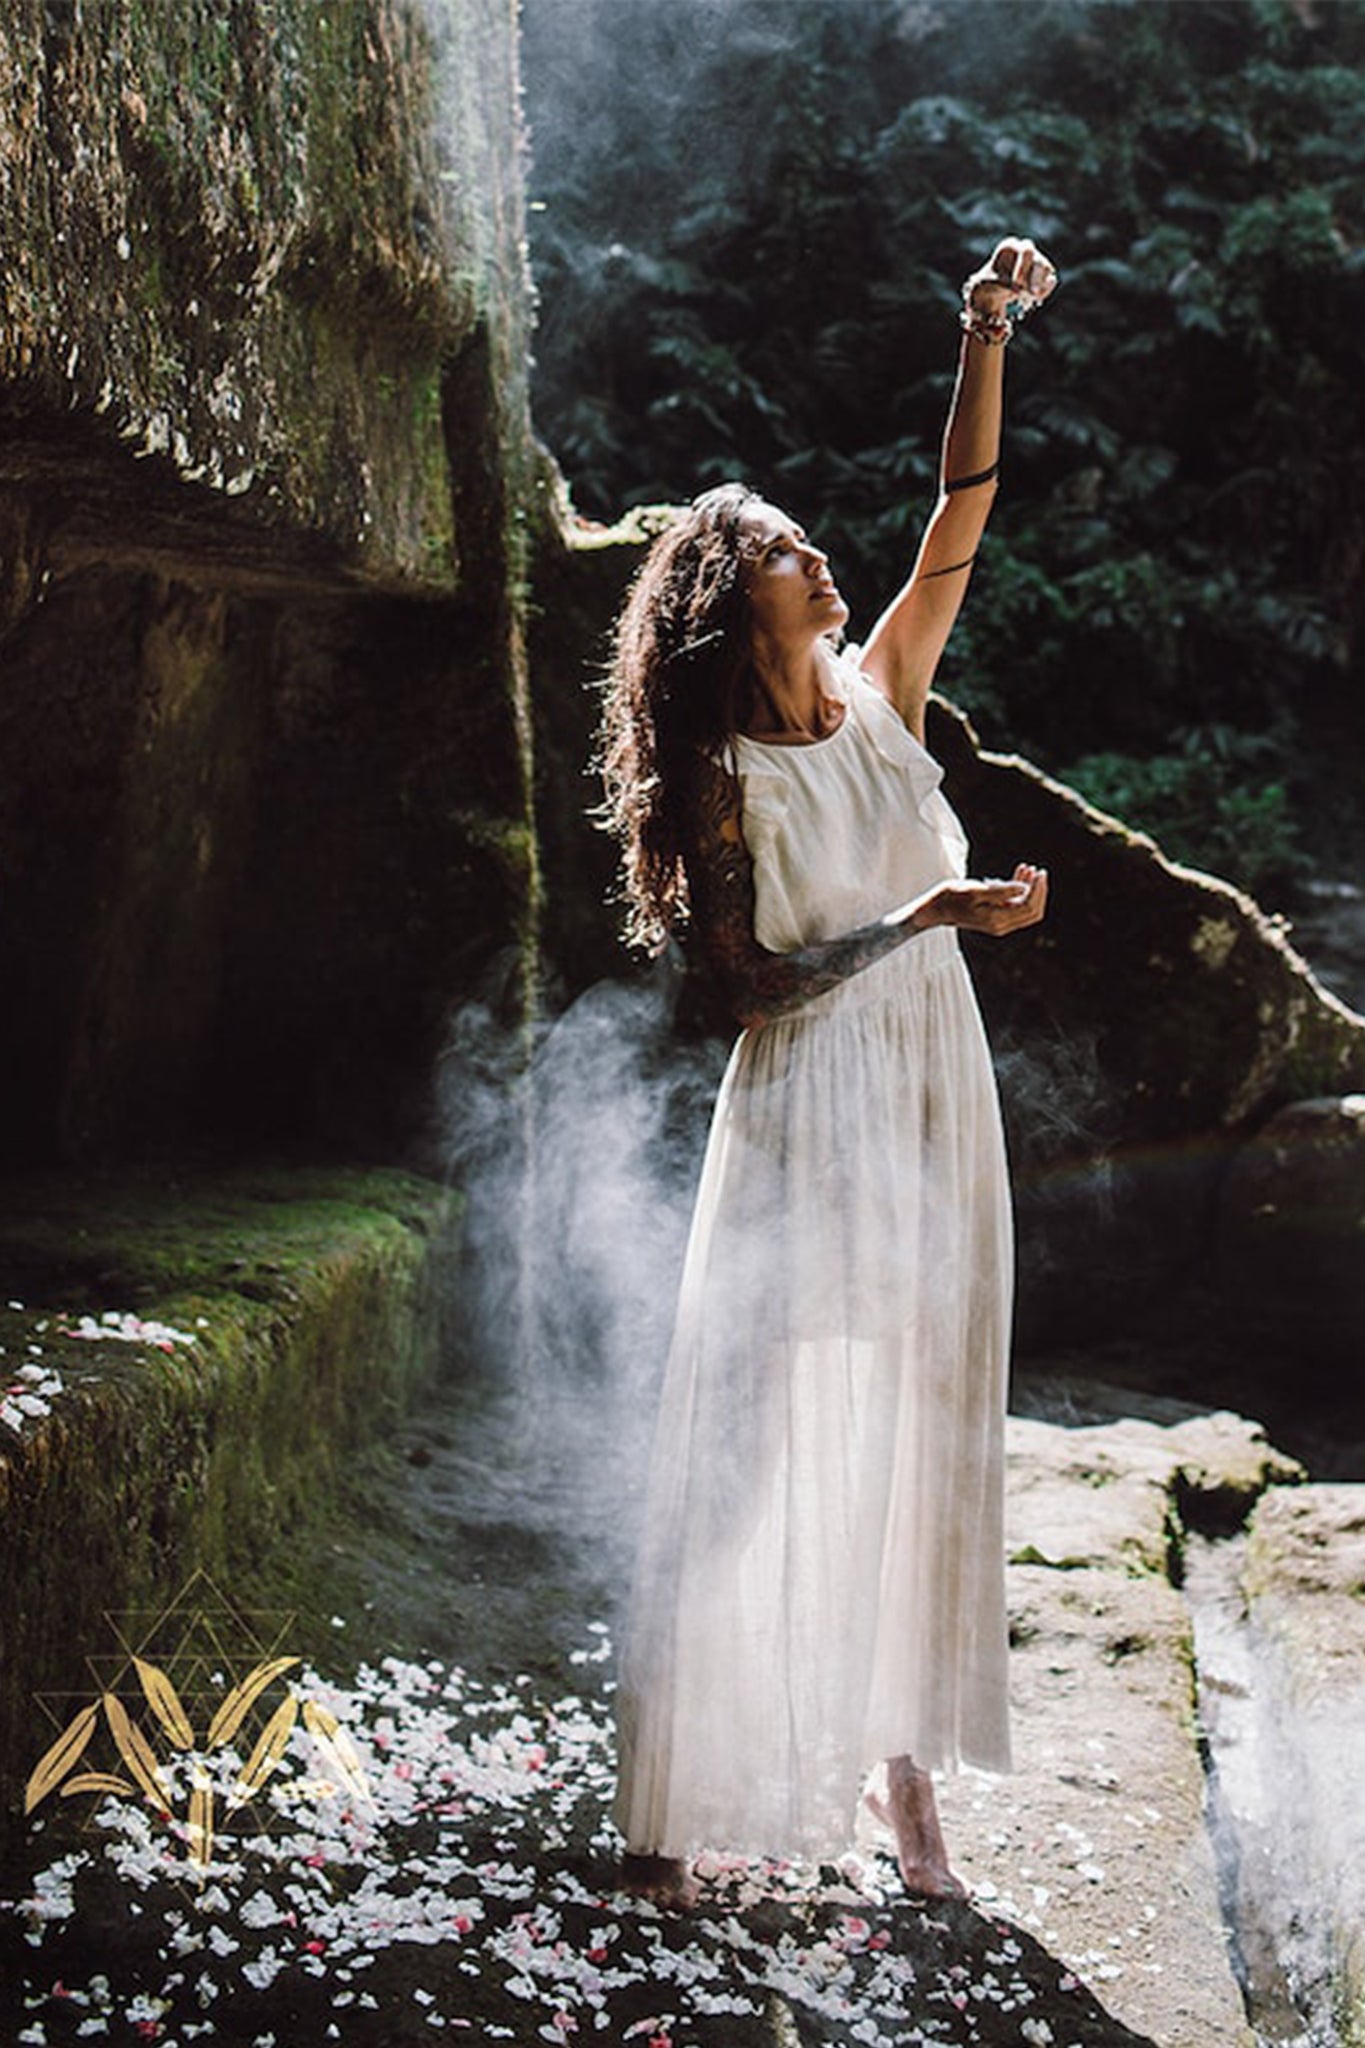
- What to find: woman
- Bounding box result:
[598,238,1057,1906]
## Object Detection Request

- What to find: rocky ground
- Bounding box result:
[6,1350,1356,2048]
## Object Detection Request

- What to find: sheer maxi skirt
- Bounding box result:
[613,926,1012,1862]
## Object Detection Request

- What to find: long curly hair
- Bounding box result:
[596,483,762,953]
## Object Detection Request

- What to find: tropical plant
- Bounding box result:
[521,0,1365,895]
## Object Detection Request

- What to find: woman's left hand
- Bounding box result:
[965,238,1058,322]
[896,863,1049,938]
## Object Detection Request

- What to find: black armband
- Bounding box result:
[943,461,999,495]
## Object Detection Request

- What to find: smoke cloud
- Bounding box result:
[435,959,726,1582]
[433,964,1135,1582]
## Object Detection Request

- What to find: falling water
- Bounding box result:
[1184,1532,1338,2048]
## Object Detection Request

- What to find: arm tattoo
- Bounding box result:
[684,754,926,1030]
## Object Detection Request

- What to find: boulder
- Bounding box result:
[1217,1095,1365,1362]
[926,702,1365,1346]
[927,704,1365,1144]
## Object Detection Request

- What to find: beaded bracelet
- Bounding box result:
[960,261,1054,347]
[959,305,1013,347]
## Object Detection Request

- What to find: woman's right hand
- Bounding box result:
[898,863,1049,937]
[965,241,1058,320]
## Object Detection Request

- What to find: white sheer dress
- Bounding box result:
[613,649,1013,1862]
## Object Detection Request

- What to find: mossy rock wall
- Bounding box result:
[0,0,527,580]
[2,570,539,1159]
[0,1166,457,1842]
[527,506,661,997]
[0,0,546,1165]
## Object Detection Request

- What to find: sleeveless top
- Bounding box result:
[730,647,968,955]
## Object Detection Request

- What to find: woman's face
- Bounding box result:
[739,501,849,648]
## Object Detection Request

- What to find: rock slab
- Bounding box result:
[931,1401,1306,2048]
[0,1,545,1164]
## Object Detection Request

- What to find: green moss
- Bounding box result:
[2,0,534,583]
[0,1165,459,1844]
[0,1165,449,1301]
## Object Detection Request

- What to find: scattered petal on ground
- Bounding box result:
[2,1308,202,1441]
[1,1636,1149,2046]
[59,1312,199,1349]
[1,1339,65,1437]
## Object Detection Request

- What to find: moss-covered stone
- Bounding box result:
[0,0,530,584]
[924,702,1365,1142]
[0,1164,458,1843]
[925,702,1365,1344]
[0,1,544,1165]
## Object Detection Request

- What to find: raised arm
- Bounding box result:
[860,237,1057,742]
[684,754,1047,1031]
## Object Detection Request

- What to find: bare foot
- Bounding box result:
[865,1757,968,1900]
[621,1851,699,1908]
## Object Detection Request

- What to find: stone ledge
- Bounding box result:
[931,1396,1306,2047]
[0,1165,458,1842]
[1007,1405,1305,1577]
[943,1564,1250,2048]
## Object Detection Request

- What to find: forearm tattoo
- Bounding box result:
[684,755,921,1029]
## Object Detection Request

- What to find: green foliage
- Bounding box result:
[522,0,1365,891]
[1063,728,1305,892]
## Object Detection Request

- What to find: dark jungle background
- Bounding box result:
[520,0,1365,909]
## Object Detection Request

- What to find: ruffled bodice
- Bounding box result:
[731,650,967,953]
